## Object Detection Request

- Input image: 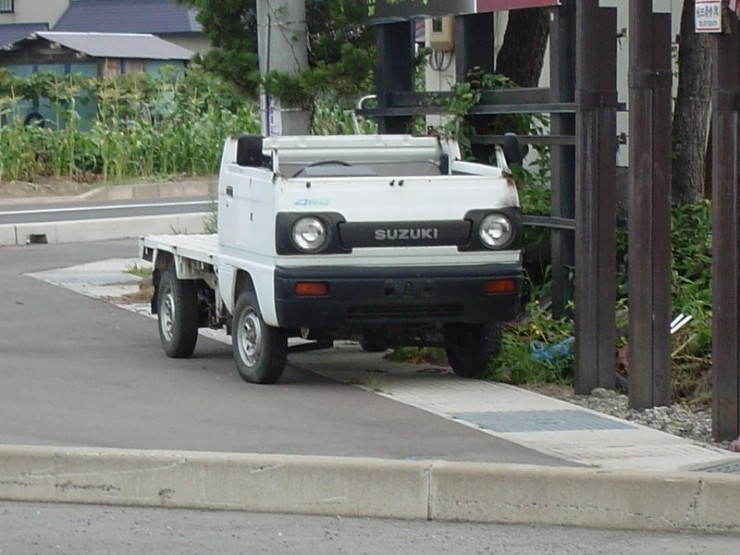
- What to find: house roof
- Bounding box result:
[0,23,49,49]
[11,32,195,60]
[53,0,202,35]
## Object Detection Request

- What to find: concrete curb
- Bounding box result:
[0,213,207,246]
[1,445,739,532]
[78,180,214,201]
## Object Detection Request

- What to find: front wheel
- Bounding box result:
[157,269,199,358]
[443,323,502,379]
[232,290,287,384]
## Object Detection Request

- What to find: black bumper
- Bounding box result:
[274,263,521,329]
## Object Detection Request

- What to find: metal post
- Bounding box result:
[627,4,672,409]
[257,0,310,136]
[375,21,415,134]
[549,0,576,319]
[711,11,740,441]
[573,1,617,394]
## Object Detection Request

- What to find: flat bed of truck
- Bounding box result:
[142,234,220,266]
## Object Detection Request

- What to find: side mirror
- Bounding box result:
[503,133,523,168]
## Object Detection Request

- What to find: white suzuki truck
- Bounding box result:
[139,133,523,384]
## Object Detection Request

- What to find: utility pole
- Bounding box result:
[256,0,310,136]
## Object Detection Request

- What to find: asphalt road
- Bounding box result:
[0,238,570,465]
[2,501,737,555]
[0,197,211,225]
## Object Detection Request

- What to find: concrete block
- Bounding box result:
[103,185,136,201]
[51,214,207,244]
[0,446,430,520]
[0,224,18,246]
[429,462,740,532]
[14,223,59,245]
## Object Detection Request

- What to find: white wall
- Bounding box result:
[0,0,69,26]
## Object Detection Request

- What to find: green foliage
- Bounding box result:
[491,184,714,405]
[441,68,548,159]
[0,68,259,183]
[176,0,375,104]
[175,0,260,95]
[669,200,712,402]
[488,299,575,385]
[312,94,377,135]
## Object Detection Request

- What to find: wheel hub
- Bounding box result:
[161,291,175,342]
[238,310,262,367]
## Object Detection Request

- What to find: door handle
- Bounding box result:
[226,185,234,197]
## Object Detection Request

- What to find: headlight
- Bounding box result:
[479,213,513,249]
[292,216,327,252]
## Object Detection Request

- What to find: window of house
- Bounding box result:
[0,0,14,14]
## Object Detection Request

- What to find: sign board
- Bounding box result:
[366,0,560,24]
[695,0,722,32]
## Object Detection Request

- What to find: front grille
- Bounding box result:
[346,303,463,321]
[339,220,470,248]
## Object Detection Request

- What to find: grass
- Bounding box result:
[126,263,152,278]
[366,371,385,392]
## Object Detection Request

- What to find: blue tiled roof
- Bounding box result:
[53,0,202,35]
[0,23,49,49]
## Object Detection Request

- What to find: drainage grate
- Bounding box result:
[695,460,740,474]
[453,409,636,433]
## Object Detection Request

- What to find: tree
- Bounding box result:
[671,0,712,205]
[175,0,374,100]
[495,7,550,88]
[175,0,260,95]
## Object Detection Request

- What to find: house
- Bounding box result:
[54,0,207,55]
[0,31,193,127]
[0,31,194,77]
[0,0,206,53]
[0,22,48,49]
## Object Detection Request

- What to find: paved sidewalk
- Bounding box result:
[28,258,740,474]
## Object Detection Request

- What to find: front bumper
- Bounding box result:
[274,263,521,329]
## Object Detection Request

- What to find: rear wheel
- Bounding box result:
[232,289,287,384]
[157,269,199,358]
[443,323,502,379]
[360,330,387,353]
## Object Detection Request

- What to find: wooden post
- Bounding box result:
[376,21,415,134]
[573,1,617,394]
[549,0,576,320]
[711,11,740,441]
[627,5,673,409]
[455,12,496,163]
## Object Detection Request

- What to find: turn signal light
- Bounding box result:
[484,279,516,294]
[295,282,329,296]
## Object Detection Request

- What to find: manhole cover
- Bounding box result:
[453,409,636,433]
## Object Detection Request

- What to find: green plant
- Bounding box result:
[439,68,548,160]
[366,371,385,392]
[126,263,153,278]
[0,68,260,185]
[385,346,447,365]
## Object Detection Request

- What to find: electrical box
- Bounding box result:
[426,16,454,51]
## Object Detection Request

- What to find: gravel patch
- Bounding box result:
[522,384,737,452]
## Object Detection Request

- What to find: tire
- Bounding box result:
[157,269,199,358]
[360,330,387,353]
[232,289,287,384]
[443,323,502,379]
